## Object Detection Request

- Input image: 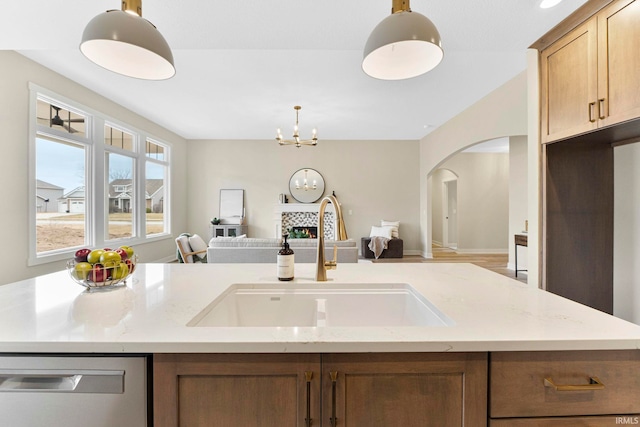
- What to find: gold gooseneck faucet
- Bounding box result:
[316,195,348,281]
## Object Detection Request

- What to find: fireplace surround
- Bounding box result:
[274,203,336,240]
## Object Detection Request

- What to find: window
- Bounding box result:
[36,98,87,137]
[106,151,135,240]
[145,139,169,236]
[35,136,87,253]
[105,124,135,242]
[30,87,172,264]
[145,162,167,235]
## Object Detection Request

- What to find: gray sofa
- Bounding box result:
[207,237,358,263]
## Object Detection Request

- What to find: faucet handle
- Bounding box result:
[325,245,338,270]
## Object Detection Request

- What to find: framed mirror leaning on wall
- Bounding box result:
[219,189,244,224]
[289,168,325,203]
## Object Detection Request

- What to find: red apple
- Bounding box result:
[103,248,112,252]
[88,264,106,282]
[74,248,91,263]
[118,245,134,259]
[114,248,128,260]
[125,258,136,274]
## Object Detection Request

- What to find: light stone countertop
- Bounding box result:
[1,262,639,354]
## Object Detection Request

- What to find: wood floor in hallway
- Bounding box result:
[370,247,528,284]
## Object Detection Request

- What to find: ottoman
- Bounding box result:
[361,237,404,259]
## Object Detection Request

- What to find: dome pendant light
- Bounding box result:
[363,0,443,80]
[80,0,175,80]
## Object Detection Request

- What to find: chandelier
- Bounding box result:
[295,169,317,191]
[276,106,318,147]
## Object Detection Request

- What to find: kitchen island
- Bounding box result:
[0,262,638,353]
[1,262,639,426]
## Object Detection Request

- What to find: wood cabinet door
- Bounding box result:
[541,18,598,143]
[322,352,487,427]
[597,0,640,128]
[154,353,321,427]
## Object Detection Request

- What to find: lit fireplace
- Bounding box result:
[290,226,318,239]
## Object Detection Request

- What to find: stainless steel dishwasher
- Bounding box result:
[0,355,148,427]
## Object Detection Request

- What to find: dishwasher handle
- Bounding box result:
[0,369,124,393]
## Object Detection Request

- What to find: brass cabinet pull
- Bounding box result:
[330,371,338,427]
[588,101,597,122]
[305,371,313,427]
[598,98,606,120]
[544,376,605,391]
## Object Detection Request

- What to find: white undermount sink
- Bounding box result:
[188,283,454,327]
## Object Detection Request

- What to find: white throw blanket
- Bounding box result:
[368,236,390,259]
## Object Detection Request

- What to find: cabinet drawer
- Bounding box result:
[491,416,640,426]
[490,350,640,418]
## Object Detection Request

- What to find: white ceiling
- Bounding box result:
[3,0,588,140]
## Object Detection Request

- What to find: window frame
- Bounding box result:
[28,83,172,266]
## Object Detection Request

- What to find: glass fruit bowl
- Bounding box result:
[67,254,137,290]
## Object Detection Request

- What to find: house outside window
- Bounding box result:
[30,86,171,264]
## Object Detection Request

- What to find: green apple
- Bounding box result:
[73,262,92,280]
[118,245,134,259]
[111,262,129,280]
[87,249,105,265]
[99,250,122,267]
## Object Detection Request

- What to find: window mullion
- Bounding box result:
[92,119,106,249]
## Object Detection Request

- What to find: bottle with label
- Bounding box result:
[277,234,294,281]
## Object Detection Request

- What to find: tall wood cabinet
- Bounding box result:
[153,352,488,427]
[538,0,640,314]
[541,0,640,143]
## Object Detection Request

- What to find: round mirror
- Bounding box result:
[289,168,325,203]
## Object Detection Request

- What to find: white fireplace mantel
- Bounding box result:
[274,203,334,214]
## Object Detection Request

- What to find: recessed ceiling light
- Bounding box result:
[540,0,563,9]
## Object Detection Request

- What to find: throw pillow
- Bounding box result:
[370,225,393,239]
[381,220,400,238]
[188,234,208,260]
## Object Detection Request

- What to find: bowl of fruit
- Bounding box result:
[67,246,137,290]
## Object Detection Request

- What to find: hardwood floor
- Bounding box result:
[369,247,528,284]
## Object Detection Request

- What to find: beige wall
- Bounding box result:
[508,136,529,271]
[185,139,421,254]
[0,51,188,285]
[433,153,510,252]
[419,71,528,258]
[614,142,640,324]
